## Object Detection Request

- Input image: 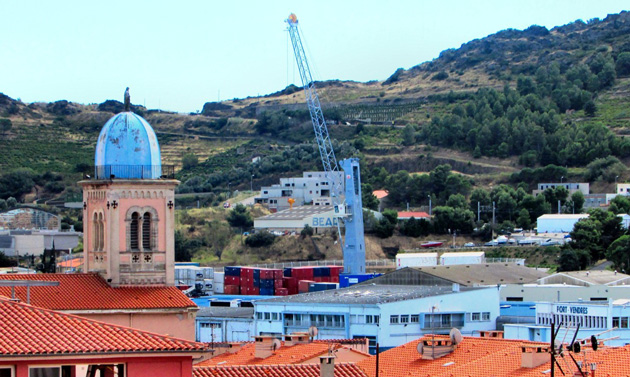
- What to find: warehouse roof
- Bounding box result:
[537,214,589,220]
[538,270,630,286]
[256,205,334,221]
[257,284,478,305]
[360,264,548,287]
[197,307,254,318]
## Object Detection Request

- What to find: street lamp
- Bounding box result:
[560,176,564,184]
[427,195,432,216]
[251,174,254,192]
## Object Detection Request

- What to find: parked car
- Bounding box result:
[464,242,476,247]
[223,202,231,208]
[484,240,498,247]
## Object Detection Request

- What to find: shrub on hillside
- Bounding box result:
[245,231,275,247]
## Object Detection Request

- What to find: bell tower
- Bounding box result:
[79,89,178,287]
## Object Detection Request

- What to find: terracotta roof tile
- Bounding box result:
[196,342,336,366]
[356,335,630,377]
[0,297,208,355]
[0,273,195,310]
[194,363,368,377]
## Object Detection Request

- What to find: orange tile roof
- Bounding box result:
[57,257,83,269]
[194,363,367,377]
[0,273,195,310]
[196,342,340,366]
[397,211,430,219]
[0,297,208,356]
[373,190,389,199]
[357,335,630,377]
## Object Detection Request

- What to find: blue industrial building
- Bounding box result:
[253,284,500,353]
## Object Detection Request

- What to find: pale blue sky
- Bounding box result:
[1,1,627,113]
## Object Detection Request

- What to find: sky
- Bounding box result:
[1,1,628,113]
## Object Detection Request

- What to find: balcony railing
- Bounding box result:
[80,165,175,180]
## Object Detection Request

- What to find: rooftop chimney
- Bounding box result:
[284,332,310,346]
[521,345,549,368]
[320,355,335,377]
[254,336,277,359]
[479,330,504,339]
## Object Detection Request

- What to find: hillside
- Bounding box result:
[3,11,630,268]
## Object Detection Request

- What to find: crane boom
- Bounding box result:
[286,14,366,274]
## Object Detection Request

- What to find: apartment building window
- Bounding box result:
[424,313,464,329]
[411,315,419,323]
[400,315,409,324]
[366,315,379,324]
[390,315,399,324]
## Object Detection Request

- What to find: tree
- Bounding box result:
[202,220,231,261]
[0,169,35,201]
[361,183,380,211]
[399,217,430,237]
[606,235,630,272]
[0,251,16,268]
[616,52,630,76]
[402,124,415,146]
[446,194,467,210]
[584,100,597,117]
[174,230,194,262]
[0,199,6,211]
[570,218,603,261]
[6,197,17,208]
[245,231,275,247]
[0,118,11,134]
[301,224,314,238]
[516,208,531,230]
[226,204,253,229]
[432,206,474,234]
[182,154,199,169]
[372,218,395,238]
[558,249,580,272]
[571,191,585,213]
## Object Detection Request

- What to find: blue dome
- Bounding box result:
[95,112,161,179]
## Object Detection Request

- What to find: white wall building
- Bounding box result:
[253,284,500,353]
[536,214,589,233]
[196,307,254,343]
[504,300,630,346]
[533,182,589,197]
[255,171,344,212]
[254,206,340,233]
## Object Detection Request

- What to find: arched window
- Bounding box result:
[98,213,104,251]
[130,212,140,250]
[92,213,98,251]
[142,213,152,250]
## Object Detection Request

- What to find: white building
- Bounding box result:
[504,300,630,346]
[196,307,254,343]
[253,284,500,353]
[617,183,630,196]
[255,171,344,212]
[536,214,589,233]
[533,182,589,197]
[254,205,340,233]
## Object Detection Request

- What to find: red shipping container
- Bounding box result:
[298,280,315,293]
[288,286,299,295]
[259,269,273,280]
[272,269,283,279]
[274,279,283,289]
[275,288,288,296]
[313,277,324,283]
[330,276,339,283]
[224,285,240,295]
[329,266,343,276]
[225,276,240,285]
[283,277,297,288]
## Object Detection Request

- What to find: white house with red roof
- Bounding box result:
[0,297,208,377]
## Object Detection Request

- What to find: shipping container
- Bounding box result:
[260,287,274,296]
[395,252,439,269]
[214,272,225,286]
[224,266,241,277]
[203,279,214,294]
[276,288,289,296]
[298,279,315,293]
[224,285,240,295]
[339,273,382,288]
[439,252,485,266]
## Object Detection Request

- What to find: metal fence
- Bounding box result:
[82,165,175,179]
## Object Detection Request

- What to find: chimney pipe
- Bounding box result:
[320,355,335,377]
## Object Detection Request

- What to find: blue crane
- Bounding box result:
[286,13,366,274]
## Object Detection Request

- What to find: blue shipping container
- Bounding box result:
[284,268,292,277]
[260,288,274,296]
[339,273,382,288]
[261,279,274,289]
[224,266,241,277]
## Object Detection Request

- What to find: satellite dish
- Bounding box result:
[450,328,463,345]
[591,335,598,351]
[308,326,319,338]
[271,338,282,351]
[416,342,424,355]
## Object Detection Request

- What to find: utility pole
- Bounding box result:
[477,201,480,222]
[558,200,561,214]
[492,201,496,239]
[428,195,432,216]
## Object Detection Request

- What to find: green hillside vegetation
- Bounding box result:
[3,12,630,269]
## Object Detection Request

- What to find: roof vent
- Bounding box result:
[521,345,549,368]
[284,332,310,346]
[417,329,462,360]
[479,330,504,339]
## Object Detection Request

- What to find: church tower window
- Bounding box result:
[142,213,152,250]
[130,212,140,250]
